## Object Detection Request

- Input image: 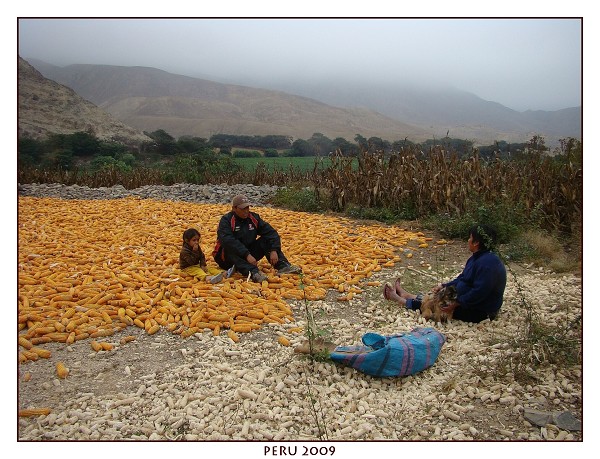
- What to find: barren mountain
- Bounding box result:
[24,58,581,147]
[18,57,151,146]
[23,60,433,143]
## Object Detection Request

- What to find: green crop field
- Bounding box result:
[232,156,343,172]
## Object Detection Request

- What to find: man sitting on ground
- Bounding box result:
[213,194,301,283]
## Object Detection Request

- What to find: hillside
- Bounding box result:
[264,79,582,145]
[18,57,151,146]
[21,61,431,143]
[24,58,581,147]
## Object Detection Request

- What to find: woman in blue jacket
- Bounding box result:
[384,224,507,323]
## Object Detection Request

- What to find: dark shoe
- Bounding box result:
[251,271,268,283]
[276,264,302,275]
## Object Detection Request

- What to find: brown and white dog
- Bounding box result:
[420,285,458,323]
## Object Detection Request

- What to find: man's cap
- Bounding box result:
[232,194,251,208]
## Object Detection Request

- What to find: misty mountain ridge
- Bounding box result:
[24,58,580,147]
[24,59,431,144]
[263,79,581,142]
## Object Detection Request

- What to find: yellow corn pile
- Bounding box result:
[18,197,432,363]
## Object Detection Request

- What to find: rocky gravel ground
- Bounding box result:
[17,183,583,444]
[17,182,280,205]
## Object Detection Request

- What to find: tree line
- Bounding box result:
[18,128,554,172]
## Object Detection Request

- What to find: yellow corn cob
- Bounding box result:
[56,362,69,379]
[227,330,240,343]
[181,327,199,338]
[30,347,51,359]
[119,335,136,345]
[147,324,160,335]
[277,336,291,346]
[19,408,51,417]
[18,336,33,350]
[22,350,39,361]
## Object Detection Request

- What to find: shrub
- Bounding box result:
[264,148,279,158]
[345,205,411,224]
[90,155,132,173]
[233,149,262,158]
[98,141,128,158]
[425,200,526,244]
[54,149,74,170]
[120,153,136,167]
[272,187,325,213]
[18,138,45,166]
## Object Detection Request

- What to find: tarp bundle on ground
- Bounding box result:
[330,327,446,377]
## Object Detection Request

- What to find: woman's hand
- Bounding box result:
[440,301,459,313]
[246,254,258,266]
[269,250,279,266]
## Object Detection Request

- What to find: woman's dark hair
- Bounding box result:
[183,228,200,242]
[469,224,497,251]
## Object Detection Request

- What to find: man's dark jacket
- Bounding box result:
[213,211,281,261]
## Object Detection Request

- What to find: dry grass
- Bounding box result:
[520,230,580,273]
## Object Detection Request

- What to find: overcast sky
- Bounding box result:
[17,17,581,112]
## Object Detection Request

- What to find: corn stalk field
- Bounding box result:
[321,149,581,234]
[18,148,582,235]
